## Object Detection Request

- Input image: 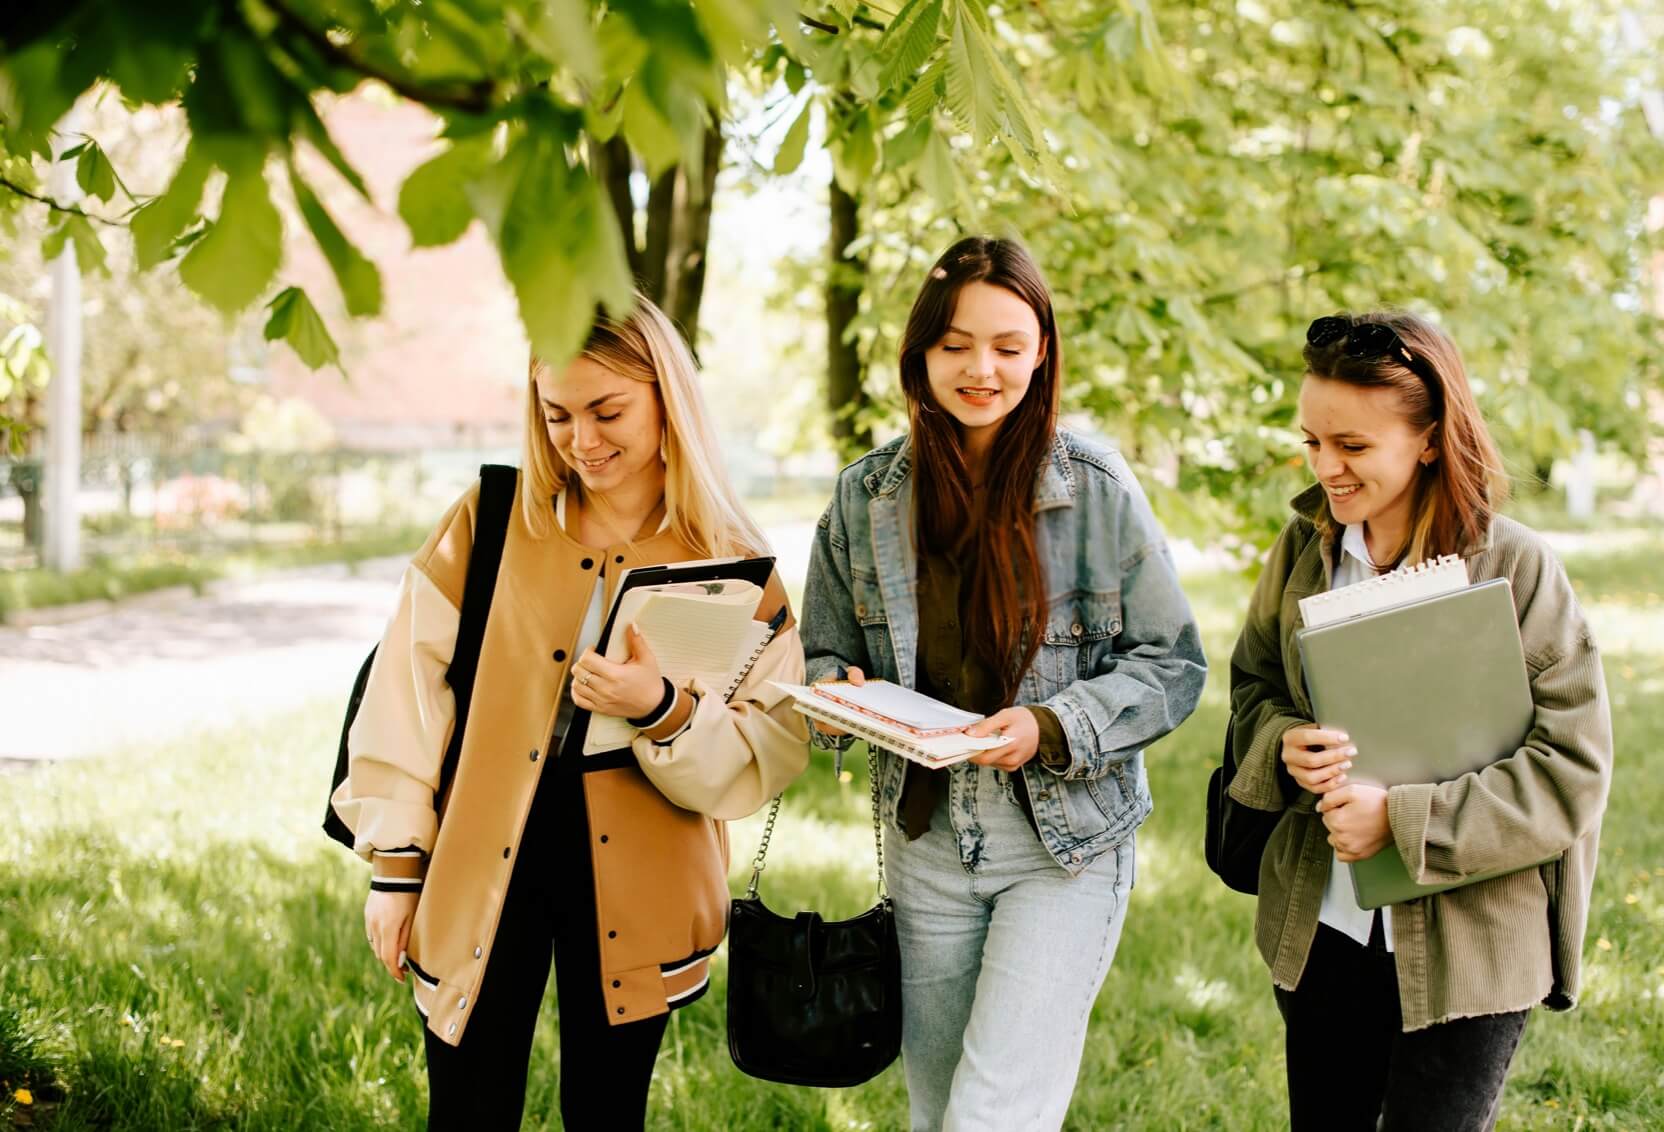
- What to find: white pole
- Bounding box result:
[44,104,84,573]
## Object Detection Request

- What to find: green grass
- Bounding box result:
[3,538,1662,1129]
[0,526,429,620]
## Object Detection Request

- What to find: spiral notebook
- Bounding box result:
[768,681,1009,768]
[583,556,779,755]
[1296,556,1536,908]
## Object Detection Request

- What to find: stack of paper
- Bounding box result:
[583,579,772,754]
[769,680,1009,768]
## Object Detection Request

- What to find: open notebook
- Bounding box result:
[1296,555,1536,908]
[583,565,778,755]
[769,680,1009,768]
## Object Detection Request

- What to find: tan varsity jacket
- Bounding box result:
[330,477,810,1046]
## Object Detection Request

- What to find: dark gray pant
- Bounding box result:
[1276,922,1529,1132]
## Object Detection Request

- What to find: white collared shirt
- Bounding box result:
[1316,523,1395,950]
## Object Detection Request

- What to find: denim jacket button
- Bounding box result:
[1069,852,1082,863]
[855,603,868,619]
[1070,622,1084,638]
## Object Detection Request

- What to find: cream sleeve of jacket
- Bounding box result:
[329,561,460,868]
[630,625,811,820]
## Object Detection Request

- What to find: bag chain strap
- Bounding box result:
[744,744,888,904]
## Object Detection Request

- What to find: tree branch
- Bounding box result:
[0,177,125,227]
[260,0,497,114]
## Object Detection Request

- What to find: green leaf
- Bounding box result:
[884,117,933,171]
[498,137,592,364]
[916,128,961,211]
[74,141,117,203]
[41,214,109,276]
[2,43,77,157]
[773,97,813,175]
[522,0,601,81]
[574,174,636,318]
[264,286,343,372]
[784,58,808,94]
[693,0,769,66]
[290,162,382,317]
[621,77,684,178]
[178,154,283,316]
[131,144,213,269]
[906,55,948,124]
[832,107,878,193]
[878,0,944,93]
[398,137,491,248]
[944,1,996,144]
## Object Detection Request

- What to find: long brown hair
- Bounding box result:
[900,236,1062,702]
[1302,310,1506,567]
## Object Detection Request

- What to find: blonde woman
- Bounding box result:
[331,296,809,1130]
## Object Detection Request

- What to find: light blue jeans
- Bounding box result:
[886,765,1135,1132]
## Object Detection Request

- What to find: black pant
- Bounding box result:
[1276,922,1528,1132]
[424,750,668,1131]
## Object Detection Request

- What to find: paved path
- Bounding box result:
[0,559,408,768]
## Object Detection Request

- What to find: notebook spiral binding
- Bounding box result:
[723,606,789,703]
[1298,553,1469,629]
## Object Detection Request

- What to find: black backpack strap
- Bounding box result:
[437,464,519,799]
[324,465,519,851]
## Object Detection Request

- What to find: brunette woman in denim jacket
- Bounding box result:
[800,236,1206,1131]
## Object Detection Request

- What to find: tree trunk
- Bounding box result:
[642,168,677,306]
[668,122,723,349]
[827,175,873,460]
[596,136,642,284]
[591,134,718,352]
[19,473,43,550]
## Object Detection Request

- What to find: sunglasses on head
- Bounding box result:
[1306,315,1443,413]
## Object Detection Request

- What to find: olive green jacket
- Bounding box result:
[1228,485,1613,1030]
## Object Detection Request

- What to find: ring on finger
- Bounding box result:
[577,673,592,687]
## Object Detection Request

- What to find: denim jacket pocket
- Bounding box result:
[850,567,895,679]
[1036,588,1121,693]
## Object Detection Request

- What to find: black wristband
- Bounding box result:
[628,677,678,728]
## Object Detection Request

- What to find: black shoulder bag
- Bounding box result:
[323,464,518,850]
[1203,717,1286,895]
[726,745,902,1087]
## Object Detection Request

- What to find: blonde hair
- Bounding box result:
[521,295,769,559]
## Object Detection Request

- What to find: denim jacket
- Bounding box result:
[801,430,1207,876]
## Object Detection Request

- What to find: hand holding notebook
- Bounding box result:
[1295,555,1536,907]
[583,559,779,755]
[769,680,1009,768]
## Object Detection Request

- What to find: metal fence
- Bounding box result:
[0,439,836,573]
[0,444,511,572]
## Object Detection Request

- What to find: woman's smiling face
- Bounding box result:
[923,281,1046,448]
[1298,374,1436,532]
[536,356,663,493]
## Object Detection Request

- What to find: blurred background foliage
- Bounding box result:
[0,0,1661,544]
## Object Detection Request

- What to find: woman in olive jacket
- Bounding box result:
[331,297,809,1130]
[1227,311,1613,1132]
